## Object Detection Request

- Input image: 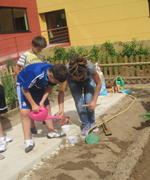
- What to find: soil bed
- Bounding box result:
[1,85,150,180]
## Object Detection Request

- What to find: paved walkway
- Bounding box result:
[1,93,126,180]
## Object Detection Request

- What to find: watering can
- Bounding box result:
[30,107,63,122]
[115,76,125,92]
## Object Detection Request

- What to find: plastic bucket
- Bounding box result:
[61,125,70,132]
[68,135,78,144]
[53,119,62,129]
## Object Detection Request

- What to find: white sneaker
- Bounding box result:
[0,137,7,153]
[5,137,12,143]
[24,140,35,153]
[47,132,66,139]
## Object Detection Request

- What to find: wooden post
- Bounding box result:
[141,55,147,83]
[124,56,129,84]
[130,56,135,84]
[108,57,113,83]
[119,56,124,77]
[102,57,108,83]
[135,55,141,84]
[113,56,118,77]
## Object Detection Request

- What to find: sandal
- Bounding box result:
[0,154,5,160]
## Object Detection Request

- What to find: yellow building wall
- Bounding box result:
[36,0,150,46]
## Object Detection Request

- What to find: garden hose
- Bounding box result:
[86,76,150,137]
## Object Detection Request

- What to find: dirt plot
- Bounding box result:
[14,85,150,180]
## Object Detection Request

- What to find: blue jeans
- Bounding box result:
[69,76,95,127]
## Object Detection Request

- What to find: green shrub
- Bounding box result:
[76,46,89,55]
[47,56,54,63]
[66,46,77,59]
[90,45,100,61]
[53,46,67,62]
[139,111,150,120]
[1,73,18,109]
[3,57,15,71]
[100,41,117,57]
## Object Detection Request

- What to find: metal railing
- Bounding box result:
[0,26,70,63]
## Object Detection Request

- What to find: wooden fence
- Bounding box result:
[98,55,150,84]
[1,55,150,84]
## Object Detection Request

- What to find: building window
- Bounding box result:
[0,7,29,33]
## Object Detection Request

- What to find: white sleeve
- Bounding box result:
[17,55,26,67]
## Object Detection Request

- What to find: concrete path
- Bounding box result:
[1,93,126,180]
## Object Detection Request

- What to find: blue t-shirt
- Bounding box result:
[17,63,56,90]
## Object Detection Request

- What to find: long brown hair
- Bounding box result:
[69,54,88,76]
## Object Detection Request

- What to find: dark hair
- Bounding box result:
[49,64,68,83]
[32,36,47,48]
[69,54,87,76]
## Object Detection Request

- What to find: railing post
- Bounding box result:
[67,27,71,46]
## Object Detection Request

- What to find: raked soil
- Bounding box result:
[1,85,150,180]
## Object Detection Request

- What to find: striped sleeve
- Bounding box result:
[43,56,47,63]
[17,55,26,67]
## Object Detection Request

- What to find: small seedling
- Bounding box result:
[139,111,150,120]
[41,158,44,161]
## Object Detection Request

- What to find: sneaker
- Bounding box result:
[31,127,38,134]
[80,126,90,139]
[24,140,35,153]
[0,137,7,153]
[47,132,66,139]
[90,122,99,132]
[5,137,12,143]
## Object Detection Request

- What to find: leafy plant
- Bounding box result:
[47,56,54,63]
[53,46,67,62]
[76,46,88,55]
[100,41,116,57]
[1,73,18,109]
[66,46,77,59]
[3,57,16,71]
[41,158,44,161]
[90,45,100,61]
[139,111,150,120]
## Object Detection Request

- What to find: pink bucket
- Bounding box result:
[29,107,63,122]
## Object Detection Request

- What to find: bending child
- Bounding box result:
[14,35,48,134]
[60,54,101,138]
[16,63,68,153]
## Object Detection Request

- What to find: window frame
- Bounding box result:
[0,7,30,34]
[148,0,150,17]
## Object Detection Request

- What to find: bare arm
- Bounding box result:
[89,72,101,111]
[14,64,22,75]
[57,80,68,117]
[21,87,39,112]
[39,85,53,107]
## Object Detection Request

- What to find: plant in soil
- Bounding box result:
[139,111,150,120]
